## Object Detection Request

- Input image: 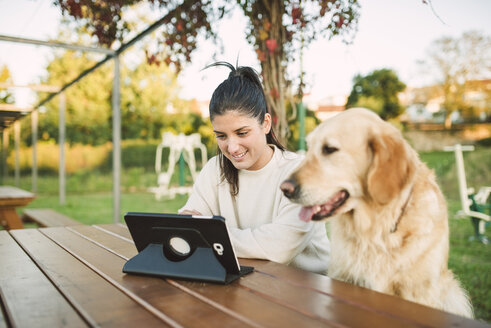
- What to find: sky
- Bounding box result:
[0,0,490,107]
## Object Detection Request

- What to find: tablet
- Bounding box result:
[123,212,253,283]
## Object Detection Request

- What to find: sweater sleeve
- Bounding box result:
[178,157,219,216]
[228,196,316,264]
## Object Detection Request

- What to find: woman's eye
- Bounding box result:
[237,131,248,137]
[322,145,338,155]
[216,135,226,140]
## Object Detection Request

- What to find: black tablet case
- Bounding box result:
[123,212,254,284]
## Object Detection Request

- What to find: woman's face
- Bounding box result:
[212,111,273,171]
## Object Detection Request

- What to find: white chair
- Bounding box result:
[444,144,491,243]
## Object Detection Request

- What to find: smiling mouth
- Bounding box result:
[299,190,350,222]
[231,151,247,160]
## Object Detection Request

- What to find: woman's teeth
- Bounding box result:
[232,151,246,159]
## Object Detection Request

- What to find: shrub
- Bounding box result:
[6,142,111,174]
[6,136,216,174]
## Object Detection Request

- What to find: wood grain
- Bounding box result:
[70,225,423,327]
[240,259,486,328]
[0,231,86,327]
[22,209,81,227]
[9,229,169,328]
[42,226,251,328]
[3,223,486,328]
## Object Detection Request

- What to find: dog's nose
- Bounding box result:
[280,179,299,199]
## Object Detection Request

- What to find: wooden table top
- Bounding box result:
[0,224,487,328]
[0,186,35,206]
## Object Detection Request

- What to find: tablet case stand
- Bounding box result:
[123,227,253,284]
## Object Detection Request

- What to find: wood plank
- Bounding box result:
[0,186,35,203]
[90,225,486,327]
[42,226,253,328]
[22,209,82,227]
[179,275,418,328]
[0,292,10,328]
[168,280,334,328]
[0,312,6,328]
[256,268,432,327]
[95,223,131,239]
[74,225,425,327]
[70,225,137,257]
[0,208,23,230]
[0,230,86,327]
[9,229,169,328]
[240,259,487,328]
[0,186,34,229]
[70,225,333,327]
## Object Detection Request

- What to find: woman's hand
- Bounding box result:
[179,209,203,216]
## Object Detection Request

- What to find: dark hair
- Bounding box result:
[204,61,285,196]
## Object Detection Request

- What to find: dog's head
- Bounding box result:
[281,108,417,222]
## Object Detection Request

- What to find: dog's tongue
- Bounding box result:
[299,206,316,222]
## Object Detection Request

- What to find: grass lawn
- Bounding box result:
[2,148,490,323]
[23,192,188,225]
[446,201,491,322]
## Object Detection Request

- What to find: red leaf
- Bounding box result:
[292,7,302,24]
[147,54,160,66]
[66,0,82,18]
[265,39,278,54]
[256,49,266,62]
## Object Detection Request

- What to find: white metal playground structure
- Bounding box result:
[149,132,207,200]
[444,144,491,244]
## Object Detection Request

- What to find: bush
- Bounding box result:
[476,137,491,147]
[101,139,162,172]
[6,141,111,174]
[6,136,216,175]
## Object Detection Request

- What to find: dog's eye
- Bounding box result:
[322,145,338,155]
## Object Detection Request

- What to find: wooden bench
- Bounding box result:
[22,209,82,227]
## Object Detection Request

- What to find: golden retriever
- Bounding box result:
[280,108,473,318]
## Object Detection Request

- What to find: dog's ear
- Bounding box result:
[367,132,416,204]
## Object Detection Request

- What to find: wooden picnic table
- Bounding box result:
[0,186,35,230]
[0,223,487,328]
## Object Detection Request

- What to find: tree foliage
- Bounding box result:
[36,50,193,144]
[346,68,406,120]
[53,0,361,141]
[0,65,15,104]
[418,30,491,126]
[39,51,113,144]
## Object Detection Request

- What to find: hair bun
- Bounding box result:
[203,61,261,85]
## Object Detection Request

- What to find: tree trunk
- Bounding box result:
[249,0,289,143]
[444,112,453,129]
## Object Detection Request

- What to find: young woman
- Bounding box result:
[179,62,330,273]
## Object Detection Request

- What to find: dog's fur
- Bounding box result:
[281,108,473,318]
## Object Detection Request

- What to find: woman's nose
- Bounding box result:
[227,138,239,153]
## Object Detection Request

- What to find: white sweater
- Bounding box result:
[180,146,330,274]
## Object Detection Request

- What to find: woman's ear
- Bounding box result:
[263,113,272,134]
